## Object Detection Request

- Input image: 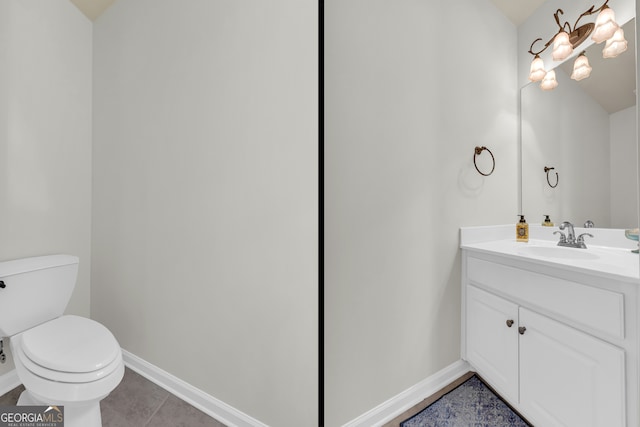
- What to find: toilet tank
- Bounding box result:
[0,255,79,337]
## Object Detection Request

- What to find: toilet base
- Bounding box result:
[17,390,102,427]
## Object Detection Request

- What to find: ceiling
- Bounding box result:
[69,0,117,21]
[489,0,548,26]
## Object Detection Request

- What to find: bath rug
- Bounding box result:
[400,375,530,427]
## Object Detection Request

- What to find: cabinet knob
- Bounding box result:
[506,319,514,328]
[518,326,527,335]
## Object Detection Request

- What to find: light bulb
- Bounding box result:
[552,31,573,61]
[528,55,546,82]
[571,53,592,81]
[540,69,558,91]
[592,6,619,43]
[602,27,627,58]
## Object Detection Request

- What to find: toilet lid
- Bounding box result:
[21,315,120,373]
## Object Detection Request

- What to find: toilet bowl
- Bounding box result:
[0,255,124,427]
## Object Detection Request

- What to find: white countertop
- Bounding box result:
[460,225,640,282]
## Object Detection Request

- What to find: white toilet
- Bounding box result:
[0,255,124,427]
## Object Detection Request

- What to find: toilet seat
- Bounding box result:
[16,315,121,383]
[16,344,121,383]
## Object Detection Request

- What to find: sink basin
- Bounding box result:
[517,245,600,260]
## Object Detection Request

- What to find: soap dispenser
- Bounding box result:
[542,215,554,227]
[517,215,529,242]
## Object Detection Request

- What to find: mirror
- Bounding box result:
[520,18,637,229]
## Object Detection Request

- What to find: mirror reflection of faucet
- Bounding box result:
[556,221,593,249]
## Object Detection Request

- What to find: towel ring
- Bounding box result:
[544,166,558,188]
[473,146,495,176]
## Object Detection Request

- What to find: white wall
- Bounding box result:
[324,1,518,425]
[0,0,92,374]
[521,69,611,226]
[91,1,317,426]
[611,105,639,228]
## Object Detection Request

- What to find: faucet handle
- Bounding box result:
[553,231,567,243]
[577,233,594,243]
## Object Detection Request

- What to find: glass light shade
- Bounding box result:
[528,55,546,82]
[571,54,592,81]
[591,6,619,43]
[540,69,558,91]
[552,31,573,61]
[602,27,628,58]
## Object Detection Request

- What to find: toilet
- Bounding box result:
[0,255,124,427]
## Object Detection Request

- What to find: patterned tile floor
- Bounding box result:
[0,367,226,427]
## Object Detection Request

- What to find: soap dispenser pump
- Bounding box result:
[542,215,554,227]
[517,215,529,242]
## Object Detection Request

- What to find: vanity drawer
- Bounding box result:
[466,257,624,340]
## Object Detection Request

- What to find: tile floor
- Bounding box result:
[0,367,227,427]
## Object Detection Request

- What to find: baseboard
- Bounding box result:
[121,350,268,427]
[0,369,20,396]
[342,359,472,427]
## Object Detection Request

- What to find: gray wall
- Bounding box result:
[0,0,92,375]
[324,0,518,425]
[91,0,318,426]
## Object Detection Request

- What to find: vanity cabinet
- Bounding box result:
[462,251,634,427]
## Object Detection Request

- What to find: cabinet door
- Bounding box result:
[519,308,625,427]
[466,285,519,403]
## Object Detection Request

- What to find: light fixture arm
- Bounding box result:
[554,9,567,31]
[528,33,566,56]
[528,10,567,56]
[528,0,611,57]
[572,0,609,32]
[528,37,552,56]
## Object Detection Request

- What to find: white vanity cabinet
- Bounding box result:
[462,249,637,427]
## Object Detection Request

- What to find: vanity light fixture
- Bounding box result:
[527,0,626,89]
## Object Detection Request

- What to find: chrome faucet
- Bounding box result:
[559,221,576,242]
[556,221,593,249]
